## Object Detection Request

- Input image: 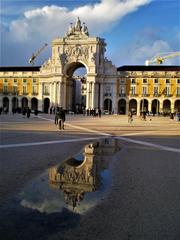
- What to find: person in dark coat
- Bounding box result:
[57,107,66,130]
[26,107,31,118]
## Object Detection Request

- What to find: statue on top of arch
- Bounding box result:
[66,17,89,37]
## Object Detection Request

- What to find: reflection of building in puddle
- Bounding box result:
[49,138,121,209]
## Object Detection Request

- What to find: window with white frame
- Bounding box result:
[13,86,18,94]
[120,86,125,95]
[142,86,148,95]
[23,86,27,94]
[154,86,159,95]
[177,79,180,84]
[105,85,111,92]
[166,79,170,84]
[131,86,136,95]
[131,79,136,84]
[165,86,170,95]
[176,87,180,96]
[3,85,8,93]
[32,85,37,94]
[14,79,17,84]
[44,84,49,95]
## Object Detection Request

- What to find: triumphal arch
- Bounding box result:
[39,18,117,112]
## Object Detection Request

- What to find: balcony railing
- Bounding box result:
[176,93,180,97]
[164,94,172,97]
[130,93,137,97]
[141,94,149,97]
[104,93,111,97]
[32,92,38,95]
[119,93,126,97]
[153,93,160,97]
[43,92,50,96]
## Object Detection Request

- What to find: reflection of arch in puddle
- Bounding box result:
[49,138,121,209]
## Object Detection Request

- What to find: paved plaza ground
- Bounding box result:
[0,113,180,240]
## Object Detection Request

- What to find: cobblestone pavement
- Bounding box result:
[0,113,180,240]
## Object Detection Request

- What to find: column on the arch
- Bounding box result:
[86,81,90,109]
[38,82,43,111]
[99,82,104,111]
[53,81,57,106]
[91,82,95,109]
[49,82,53,106]
[56,81,60,106]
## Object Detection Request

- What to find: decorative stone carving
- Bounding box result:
[65,17,89,38]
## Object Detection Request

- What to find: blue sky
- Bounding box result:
[0,0,179,66]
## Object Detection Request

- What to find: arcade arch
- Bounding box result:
[31,98,38,111]
[174,100,180,112]
[151,99,160,114]
[3,97,9,112]
[64,62,87,113]
[104,98,112,113]
[12,97,18,110]
[44,98,50,113]
[163,99,171,113]
[140,99,148,113]
[22,97,28,109]
[129,99,137,114]
[118,99,126,114]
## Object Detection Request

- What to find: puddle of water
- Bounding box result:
[0,138,121,240]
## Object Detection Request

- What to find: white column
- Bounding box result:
[86,81,90,109]
[54,82,57,106]
[49,82,53,106]
[137,100,140,116]
[171,100,174,113]
[126,100,129,115]
[112,83,117,114]
[100,83,104,110]
[38,82,43,111]
[91,82,95,109]
[9,97,12,112]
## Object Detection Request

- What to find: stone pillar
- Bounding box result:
[91,82,95,109]
[100,83,104,111]
[147,99,151,113]
[137,100,140,116]
[86,81,90,109]
[171,100,174,113]
[49,82,53,106]
[112,83,117,114]
[38,82,43,111]
[54,82,57,106]
[9,97,12,113]
[126,100,129,115]
[159,100,163,113]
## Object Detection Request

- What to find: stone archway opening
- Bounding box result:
[151,99,160,115]
[65,62,87,113]
[118,99,126,114]
[12,97,18,111]
[174,100,180,113]
[104,98,112,114]
[31,98,38,111]
[163,99,171,115]
[44,98,50,113]
[129,99,137,115]
[22,97,28,109]
[3,97,9,112]
[140,99,148,113]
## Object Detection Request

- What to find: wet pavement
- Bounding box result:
[0,113,180,240]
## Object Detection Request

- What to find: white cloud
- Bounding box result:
[111,37,180,66]
[1,0,151,66]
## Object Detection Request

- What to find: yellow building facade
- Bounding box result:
[0,19,180,115]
